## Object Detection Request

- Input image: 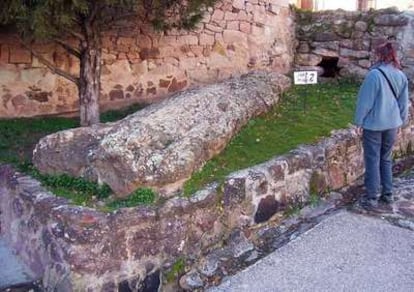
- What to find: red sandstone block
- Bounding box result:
[224,12,238,21]
[9,46,32,64]
[240,22,252,33]
[200,34,215,46]
[211,9,225,21]
[226,21,240,31]
[117,37,136,47]
[0,45,10,63]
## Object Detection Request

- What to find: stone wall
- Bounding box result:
[0,0,294,119]
[0,165,225,290]
[222,123,414,228]
[294,8,414,83]
[2,121,414,290]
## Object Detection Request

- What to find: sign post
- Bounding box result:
[293,71,318,112]
[293,71,318,85]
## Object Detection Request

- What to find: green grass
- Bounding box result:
[183,80,359,195]
[20,163,112,206]
[0,117,79,165]
[100,103,145,122]
[0,82,359,206]
[105,188,156,211]
[0,103,145,166]
[22,162,156,210]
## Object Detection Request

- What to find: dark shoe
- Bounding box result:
[379,193,394,204]
[358,196,378,211]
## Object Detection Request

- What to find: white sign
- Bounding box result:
[293,71,318,85]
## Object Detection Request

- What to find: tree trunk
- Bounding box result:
[79,36,101,127]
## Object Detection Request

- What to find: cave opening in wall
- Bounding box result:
[318,56,340,77]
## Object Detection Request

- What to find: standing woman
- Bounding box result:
[354,42,410,210]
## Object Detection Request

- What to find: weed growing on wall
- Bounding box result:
[165,258,186,283]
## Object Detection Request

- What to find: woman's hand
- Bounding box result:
[356,127,363,136]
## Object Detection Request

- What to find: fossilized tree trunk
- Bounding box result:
[33,71,291,197]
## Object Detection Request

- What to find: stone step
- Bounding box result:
[0,238,38,291]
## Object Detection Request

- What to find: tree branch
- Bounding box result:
[88,2,100,24]
[66,29,85,42]
[100,11,139,28]
[53,38,81,58]
[19,40,80,86]
[87,0,107,30]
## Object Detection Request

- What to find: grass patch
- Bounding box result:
[100,103,146,123]
[183,80,359,195]
[0,102,146,166]
[105,188,156,211]
[20,163,112,206]
[0,117,78,165]
[17,161,156,211]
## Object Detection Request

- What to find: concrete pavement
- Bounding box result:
[209,210,414,292]
[0,239,36,290]
[209,167,414,292]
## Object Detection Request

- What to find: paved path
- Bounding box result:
[210,211,414,292]
[0,239,36,290]
[210,174,414,292]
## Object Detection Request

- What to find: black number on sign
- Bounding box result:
[309,73,314,82]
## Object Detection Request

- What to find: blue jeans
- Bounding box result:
[362,128,397,199]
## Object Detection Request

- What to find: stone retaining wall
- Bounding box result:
[222,123,414,228]
[295,8,414,83]
[2,120,414,290]
[0,0,294,119]
[0,165,224,290]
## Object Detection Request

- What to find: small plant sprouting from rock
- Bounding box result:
[283,195,304,217]
[308,192,320,207]
[309,171,320,195]
[284,205,302,217]
[308,170,325,207]
[165,258,185,283]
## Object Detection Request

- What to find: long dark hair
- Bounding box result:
[376,42,401,69]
